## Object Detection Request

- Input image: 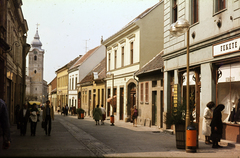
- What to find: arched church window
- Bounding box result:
[34,55,37,61]
[34,70,37,74]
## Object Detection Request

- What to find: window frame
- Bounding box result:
[191,0,199,25]
[130,42,134,64]
[172,0,178,23]
[145,82,149,102]
[215,0,226,13]
[114,50,117,69]
[140,83,144,102]
[121,46,124,67]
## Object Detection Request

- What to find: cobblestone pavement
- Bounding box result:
[1,112,240,157]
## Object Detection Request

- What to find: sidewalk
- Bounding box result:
[1,112,240,157]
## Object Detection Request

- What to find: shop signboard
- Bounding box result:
[213,37,240,57]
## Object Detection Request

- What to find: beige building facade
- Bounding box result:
[4,0,30,124]
[163,0,240,142]
[103,1,164,122]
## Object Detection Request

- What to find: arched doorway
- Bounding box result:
[127,82,136,116]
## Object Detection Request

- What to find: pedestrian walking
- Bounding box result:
[210,104,225,148]
[61,106,65,115]
[42,100,54,136]
[100,105,106,125]
[0,99,11,149]
[93,105,102,125]
[131,105,138,127]
[65,104,69,116]
[30,103,39,136]
[202,101,215,144]
[18,103,30,136]
[57,106,60,114]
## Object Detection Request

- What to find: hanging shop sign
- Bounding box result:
[213,37,240,57]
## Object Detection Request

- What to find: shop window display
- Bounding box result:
[217,63,240,123]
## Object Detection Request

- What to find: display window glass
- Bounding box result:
[217,63,240,123]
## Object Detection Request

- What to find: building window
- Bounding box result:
[34,70,37,74]
[172,0,178,23]
[191,0,198,24]
[34,55,37,61]
[152,80,157,87]
[114,50,117,69]
[72,77,74,90]
[130,42,133,64]
[75,77,77,90]
[35,88,37,91]
[70,78,71,90]
[121,46,124,67]
[140,83,143,102]
[217,63,240,123]
[75,99,76,107]
[108,53,111,71]
[215,0,226,13]
[145,82,149,102]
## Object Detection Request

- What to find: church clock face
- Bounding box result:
[34,51,37,54]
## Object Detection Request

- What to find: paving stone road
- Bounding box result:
[1,112,240,157]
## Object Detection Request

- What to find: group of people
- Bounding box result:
[16,100,54,137]
[202,101,225,148]
[93,105,106,125]
[60,104,70,116]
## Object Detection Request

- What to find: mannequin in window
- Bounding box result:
[234,99,240,123]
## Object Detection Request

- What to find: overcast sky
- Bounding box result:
[22,0,160,83]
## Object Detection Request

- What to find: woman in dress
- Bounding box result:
[202,101,215,144]
[93,105,102,125]
[30,103,39,136]
[210,104,225,148]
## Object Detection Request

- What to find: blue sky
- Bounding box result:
[22,0,160,83]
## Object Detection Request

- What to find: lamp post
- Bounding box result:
[170,18,191,150]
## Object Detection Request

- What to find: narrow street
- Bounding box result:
[1,113,240,157]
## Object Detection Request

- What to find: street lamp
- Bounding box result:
[170,18,191,150]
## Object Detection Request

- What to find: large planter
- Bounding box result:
[175,124,185,149]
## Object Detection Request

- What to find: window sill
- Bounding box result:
[140,101,144,104]
[213,8,227,17]
[145,102,149,105]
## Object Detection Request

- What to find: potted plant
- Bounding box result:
[77,108,85,119]
[164,97,195,149]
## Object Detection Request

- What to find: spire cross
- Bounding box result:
[36,23,40,29]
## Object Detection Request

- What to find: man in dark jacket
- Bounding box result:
[18,103,30,136]
[210,104,225,148]
[42,100,54,136]
[0,99,11,149]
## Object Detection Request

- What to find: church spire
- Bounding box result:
[31,24,42,48]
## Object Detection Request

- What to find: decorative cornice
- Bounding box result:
[127,34,135,39]
[119,39,126,44]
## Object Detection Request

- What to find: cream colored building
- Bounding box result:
[56,56,80,109]
[103,1,164,121]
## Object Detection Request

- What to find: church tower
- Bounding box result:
[26,26,47,103]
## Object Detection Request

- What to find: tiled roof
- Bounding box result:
[79,58,106,84]
[136,50,164,76]
[70,46,100,70]
[56,55,81,73]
